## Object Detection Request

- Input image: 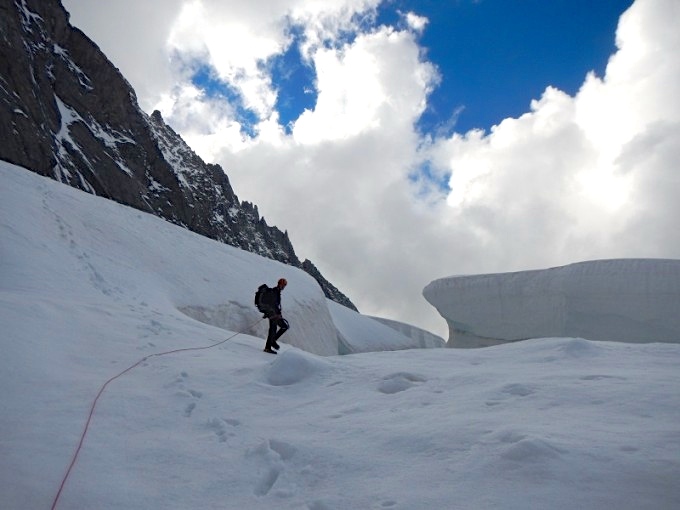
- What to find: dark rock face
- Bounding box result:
[0,0,356,310]
[302,259,357,311]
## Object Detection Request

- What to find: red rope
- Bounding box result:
[51,319,263,510]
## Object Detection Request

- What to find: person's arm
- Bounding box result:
[275,292,282,316]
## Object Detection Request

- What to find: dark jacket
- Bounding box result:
[263,286,282,318]
[271,287,282,315]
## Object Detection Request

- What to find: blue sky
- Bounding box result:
[190,0,633,137]
[379,0,634,135]
[191,63,261,137]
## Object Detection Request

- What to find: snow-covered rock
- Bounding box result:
[423,259,680,348]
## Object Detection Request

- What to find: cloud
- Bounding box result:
[430,0,680,275]
[62,0,680,339]
[291,25,437,143]
[404,12,428,33]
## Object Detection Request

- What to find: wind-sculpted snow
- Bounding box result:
[424,259,680,347]
[368,315,445,349]
[0,161,339,356]
[328,300,445,353]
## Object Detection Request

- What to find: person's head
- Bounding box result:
[277,278,288,290]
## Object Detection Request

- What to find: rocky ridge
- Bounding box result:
[0,0,356,310]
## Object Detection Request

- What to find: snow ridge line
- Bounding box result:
[51,318,265,510]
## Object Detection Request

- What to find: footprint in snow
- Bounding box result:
[501,383,535,397]
[249,439,297,496]
[378,372,427,395]
[206,418,238,442]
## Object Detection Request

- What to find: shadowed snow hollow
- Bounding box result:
[423,259,680,348]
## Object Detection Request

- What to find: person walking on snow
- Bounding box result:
[263,278,289,354]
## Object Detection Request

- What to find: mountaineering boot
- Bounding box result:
[263,348,277,354]
[272,341,280,350]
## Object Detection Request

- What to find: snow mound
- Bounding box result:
[500,436,564,462]
[423,259,680,347]
[265,349,331,386]
[559,337,603,358]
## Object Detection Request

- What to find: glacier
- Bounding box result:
[2,161,679,509]
[423,259,680,348]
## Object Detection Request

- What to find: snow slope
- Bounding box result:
[2,162,680,509]
[0,162,339,356]
[328,300,444,354]
[0,161,435,357]
[368,315,445,349]
[424,259,680,348]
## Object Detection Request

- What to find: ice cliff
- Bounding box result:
[423,259,680,348]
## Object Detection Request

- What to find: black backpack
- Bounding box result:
[254,284,276,313]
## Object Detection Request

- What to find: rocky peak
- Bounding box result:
[0,0,356,310]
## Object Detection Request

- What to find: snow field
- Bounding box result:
[1,162,679,509]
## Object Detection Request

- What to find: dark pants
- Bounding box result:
[266,317,289,350]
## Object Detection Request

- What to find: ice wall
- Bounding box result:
[1,162,340,356]
[423,259,680,348]
[368,316,445,349]
[328,301,441,354]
